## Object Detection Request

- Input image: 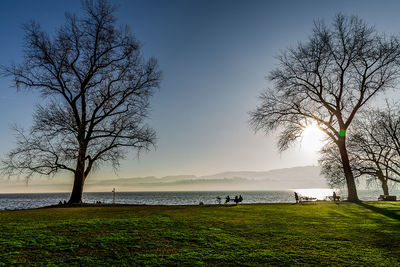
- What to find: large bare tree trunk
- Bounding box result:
[377,170,389,195]
[381,180,389,196]
[338,137,360,202]
[68,171,85,204]
[68,151,86,204]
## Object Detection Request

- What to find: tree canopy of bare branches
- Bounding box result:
[320,107,400,195]
[250,14,400,202]
[2,0,161,204]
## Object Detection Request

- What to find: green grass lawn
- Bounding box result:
[1,202,400,266]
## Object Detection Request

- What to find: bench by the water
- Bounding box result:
[378,195,397,201]
[299,195,341,204]
[299,196,317,203]
[325,196,341,201]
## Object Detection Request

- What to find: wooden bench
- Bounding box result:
[299,196,317,204]
[378,195,397,201]
[326,196,341,201]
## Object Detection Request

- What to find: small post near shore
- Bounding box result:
[112,188,116,204]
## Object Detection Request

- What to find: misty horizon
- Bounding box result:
[0,165,328,193]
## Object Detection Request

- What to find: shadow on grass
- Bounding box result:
[357,202,400,222]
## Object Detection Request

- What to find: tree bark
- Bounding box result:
[68,147,86,204]
[337,137,360,202]
[377,170,389,195]
[68,170,85,204]
[381,180,389,196]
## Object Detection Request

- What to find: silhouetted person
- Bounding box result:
[333,191,338,201]
[238,195,243,203]
[294,192,299,204]
[234,195,239,204]
[225,195,230,204]
[216,196,221,205]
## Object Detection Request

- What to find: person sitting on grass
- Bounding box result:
[238,195,243,203]
[234,195,239,204]
[225,195,230,204]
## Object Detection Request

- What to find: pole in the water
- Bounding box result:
[112,188,115,204]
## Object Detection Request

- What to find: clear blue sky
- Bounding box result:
[0,0,400,180]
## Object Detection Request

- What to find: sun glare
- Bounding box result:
[294,188,336,200]
[300,123,325,152]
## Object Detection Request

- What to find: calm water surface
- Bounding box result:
[0,189,398,210]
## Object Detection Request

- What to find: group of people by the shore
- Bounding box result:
[216,195,243,205]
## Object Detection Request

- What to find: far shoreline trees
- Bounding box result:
[250,14,400,202]
[2,0,161,204]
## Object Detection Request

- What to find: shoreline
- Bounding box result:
[2,200,397,212]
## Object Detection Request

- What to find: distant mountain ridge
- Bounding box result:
[0,166,328,193]
[85,166,328,191]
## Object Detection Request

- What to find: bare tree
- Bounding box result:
[2,0,161,204]
[348,111,396,195]
[372,104,400,184]
[250,14,400,202]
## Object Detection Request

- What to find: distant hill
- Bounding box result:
[84,166,328,191]
[205,166,324,181]
[0,166,328,193]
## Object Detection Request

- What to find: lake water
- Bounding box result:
[0,189,398,210]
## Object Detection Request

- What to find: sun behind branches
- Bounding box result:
[300,123,325,152]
